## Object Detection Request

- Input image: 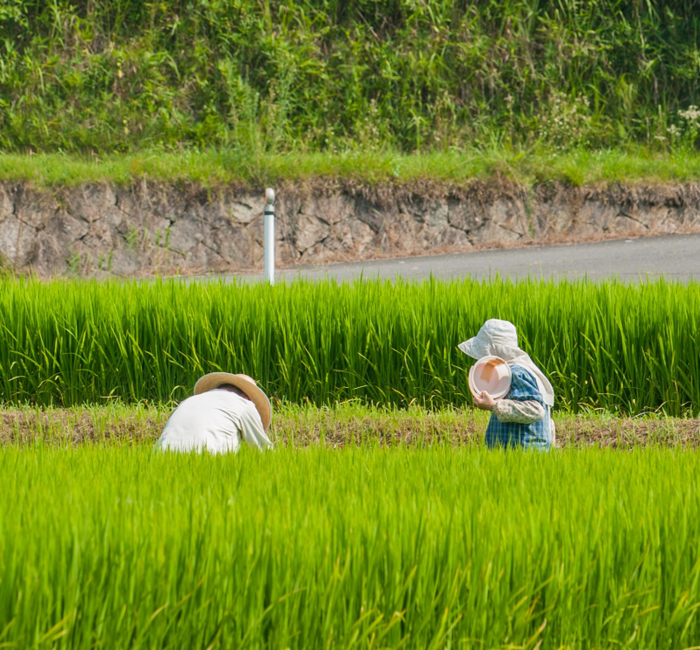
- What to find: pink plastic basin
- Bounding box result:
[468,356,512,400]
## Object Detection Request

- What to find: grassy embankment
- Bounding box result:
[3,1,700,189]
[1,445,700,648]
[3,148,700,188]
[2,0,700,154]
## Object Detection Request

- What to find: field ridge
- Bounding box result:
[2,405,699,449]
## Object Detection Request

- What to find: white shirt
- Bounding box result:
[155,389,273,454]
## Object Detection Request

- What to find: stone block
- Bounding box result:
[249,239,264,265]
[0,218,37,267]
[678,207,700,228]
[107,249,142,276]
[16,196,54,229]
[277,240,301,265]
[2,180,700,276]
[301,195,354,225]
[64,185,117,223]
[294,214,330,252]
[116,186,181,232]
[470,219,522,245]
[24,235,66,275]
[225,198,257,224]
[434,226,473,248]
[0,187,14,222]
[576,200,620,234]
[144,219,173,248]
[168,217,203,253]
[356,199,386,233]
[317,217,376,259]
[420,200,450,230]
[448,199,484,231]
[248,214,264,246]
[183,242,225,271]
[44,212,90,244]
[487,199,528,236]
[531,186,576,235]
[205,220,253,266]
[383,214,422,253]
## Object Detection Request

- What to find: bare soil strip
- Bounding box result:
[1,407,698,449]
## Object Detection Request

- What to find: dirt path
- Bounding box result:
[1,407,698,449]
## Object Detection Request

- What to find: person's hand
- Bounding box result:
[473,390,496,411]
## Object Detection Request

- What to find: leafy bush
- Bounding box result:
[2,0,700,153]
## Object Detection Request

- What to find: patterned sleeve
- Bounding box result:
[491,366,546,424]
[492,399,545,423]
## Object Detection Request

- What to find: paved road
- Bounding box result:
[226,233,700,283]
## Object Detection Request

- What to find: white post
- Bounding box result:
[264,188,275,285]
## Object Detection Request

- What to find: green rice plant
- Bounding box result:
[0,277,698,415]
[0,445,699,648]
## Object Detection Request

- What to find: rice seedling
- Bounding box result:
[0,444,698,648]
[0,277,698,415]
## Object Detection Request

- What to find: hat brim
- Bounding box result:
[194,372,272,430]
[458,337,488,360]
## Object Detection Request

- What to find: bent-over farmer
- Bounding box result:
[459,319,555,450]
[155,373,273,453]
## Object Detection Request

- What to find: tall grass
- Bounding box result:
[0,277,698,415]
[2,0,700,153]
[1,445,699,648]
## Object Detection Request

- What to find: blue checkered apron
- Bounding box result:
[484,365,553,451]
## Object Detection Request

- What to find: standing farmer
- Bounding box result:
[459,319,555,450]
[155,373,273,453]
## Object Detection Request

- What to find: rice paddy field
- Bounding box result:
[0,277,699,414]
[1,445,700,649]
[2,276,700,648]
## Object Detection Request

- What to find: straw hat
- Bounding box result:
[194,373,272,430]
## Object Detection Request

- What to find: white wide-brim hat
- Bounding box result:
[194,372,272,430]
[458,319,520,360]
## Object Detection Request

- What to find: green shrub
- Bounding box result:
[2,1,700,153]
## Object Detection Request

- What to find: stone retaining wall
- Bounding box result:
[1,180,699,277]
